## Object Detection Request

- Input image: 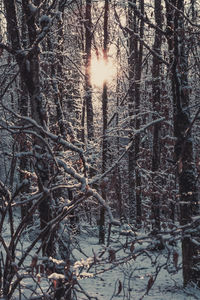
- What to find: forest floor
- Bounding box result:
[2,216,200,300]
[72,225,200,300]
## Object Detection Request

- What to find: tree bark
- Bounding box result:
[4,0,54,256]
[134,0,143,226]
[151,0,163,233]
[128,0,143,225]
[84,0,94,140]
[167,0,200,286]
[99,0,109,244]
[128,0,136,223]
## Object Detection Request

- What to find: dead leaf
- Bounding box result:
[173,251,179,270]
[53,279,57,289]
[40,264,45,274]
[37,274,41,283]
[147,276,154,294]
[130,242,135,253]
[116,280,122,296]
[30,255,38,272]
[108,249,116,262]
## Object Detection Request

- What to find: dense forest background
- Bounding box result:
[0,0,200,299]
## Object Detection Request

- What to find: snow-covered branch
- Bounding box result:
[90,117,165,184]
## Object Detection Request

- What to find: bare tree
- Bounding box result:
[84,0,94,141]
[128,0,144,225]
[99,0,109,244]
[4,0,54,256]
[167,0,200,286]
[151,0,163,234]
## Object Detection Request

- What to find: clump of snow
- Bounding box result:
[74,257,94,270]
[49,257,65,266]
[48,273,65,280]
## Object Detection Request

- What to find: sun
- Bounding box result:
[91,56,116,87]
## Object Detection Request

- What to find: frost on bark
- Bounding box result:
[167,0,200,286]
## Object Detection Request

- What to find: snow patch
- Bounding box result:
[48,273,65,280]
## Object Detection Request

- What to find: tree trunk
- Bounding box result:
[115,44,123,221]
[151,0,163,233]
[128,0,143,225]
[168,0,200,286]
[99,0,109,244]
[22,0,55,257]
[128,0,136,223]
[19,5,32,221]
[84,0,94,140]
[4,0,54,257]
[134,0,143,226]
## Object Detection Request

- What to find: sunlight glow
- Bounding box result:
[91,56,116,87]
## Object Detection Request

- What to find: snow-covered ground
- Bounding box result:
[72,226,200,300]
[1,216,200,300]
